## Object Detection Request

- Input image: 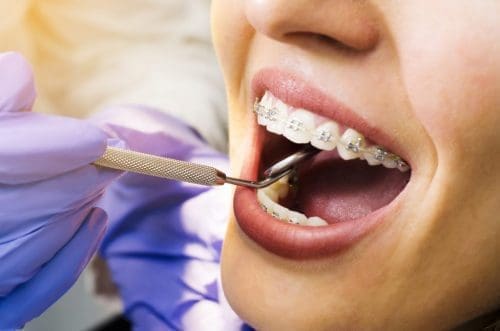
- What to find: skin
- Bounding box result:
[211,1,500,330]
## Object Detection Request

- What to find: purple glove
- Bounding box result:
[0,52,122,328]
[95,106,247,330]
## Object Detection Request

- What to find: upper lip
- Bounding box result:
[232,68,410,259]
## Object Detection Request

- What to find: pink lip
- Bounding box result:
[233,68,409,259]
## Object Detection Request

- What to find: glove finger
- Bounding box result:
[128,305,176,331]
[0,204,103,295]
[0,52,36,113]
[0,112,112,184]
[91,105,209,153]
[92,105,230,187]
[0,164,121,240]
[0,208,107,329]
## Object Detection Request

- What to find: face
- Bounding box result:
[212,1,500,330]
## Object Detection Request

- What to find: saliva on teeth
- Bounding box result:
[253,91,410,172]
[257,175,329,227]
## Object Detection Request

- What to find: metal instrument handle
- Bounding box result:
[93,146,226,186]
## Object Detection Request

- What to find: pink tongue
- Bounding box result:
[294,154,410,223]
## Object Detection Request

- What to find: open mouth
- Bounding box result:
[233,69,412,259]
[256,90,410,226]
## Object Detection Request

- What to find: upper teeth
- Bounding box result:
[254,91,410,172]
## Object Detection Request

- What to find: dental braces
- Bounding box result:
[253,100,410,172]
[259,196,303,223]
[259,203,297,224]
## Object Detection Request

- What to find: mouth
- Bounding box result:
[233,69,412,259]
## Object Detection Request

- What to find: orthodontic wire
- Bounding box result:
[252,99,410,172]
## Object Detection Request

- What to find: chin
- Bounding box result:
[221,216,401,331]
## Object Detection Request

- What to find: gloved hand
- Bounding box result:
[0,52,122,329]
[94,106,248,331]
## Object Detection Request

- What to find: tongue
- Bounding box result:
[293,151,410,223]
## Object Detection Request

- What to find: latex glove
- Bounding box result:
[0,52,122,329]
[95,106,249,331]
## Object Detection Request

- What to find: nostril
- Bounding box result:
[284,31,372,54]
[245,0,380,52]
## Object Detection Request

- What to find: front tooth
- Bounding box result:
[266,99,288,135]
[288,211,307,225]
[311,121,340,151]
[256,92,275,126]
[338,128,366,160]
[283,109,315,144]
[306,216,328,226]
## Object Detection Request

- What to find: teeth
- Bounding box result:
[363,146,386,166]
[338,128,365,160]
[257,189,274,209]
[305,217,328,226]
[257,180,328,227]
[267,99,288,135]
[288,211,307,225]
[311,121,340,151]
[262,186,279,202]
[257,189,289,220]
[396,158,410,172]
[382,158,398,169]
[256,94,271,126]
[274,175,291,199]
[253,91,410,172]
[283,109,315,144]
[270,203,290,221]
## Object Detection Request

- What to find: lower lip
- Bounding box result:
[233,171,397,260]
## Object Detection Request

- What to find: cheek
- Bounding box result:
[212,0,253,95]
[212,1,258,180]
[399,27,500,165]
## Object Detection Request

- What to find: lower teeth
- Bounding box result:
[257,177,328,227]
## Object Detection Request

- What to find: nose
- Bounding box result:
[244,0,380,52]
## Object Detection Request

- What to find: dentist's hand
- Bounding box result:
[0,52,122,329]
[94,107,247,331]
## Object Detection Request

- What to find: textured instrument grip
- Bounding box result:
[93,146,224,186]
